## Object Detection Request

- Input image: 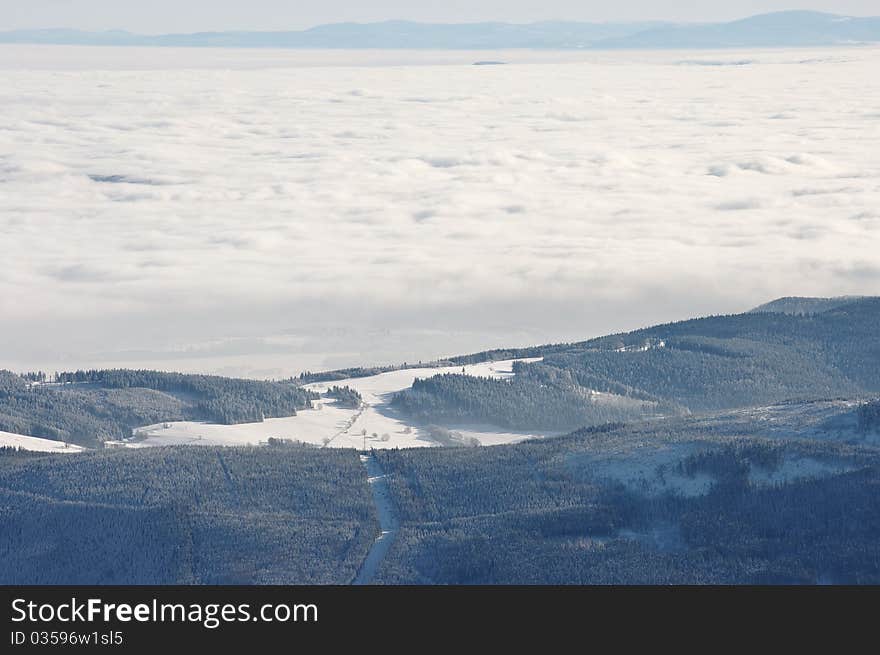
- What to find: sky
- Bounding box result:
[1,1,879,33]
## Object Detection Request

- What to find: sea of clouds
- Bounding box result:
[1,46,878,377]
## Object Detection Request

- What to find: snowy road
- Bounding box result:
[352,453,400,585]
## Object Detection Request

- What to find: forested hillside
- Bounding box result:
[750,296,869,316]
[391,373,660,431]
[0,370,317,447]
[372,406,880,584]
[0,445,376,584]
[392,298,880,431]
[2,400,878,584]
[3,298,877,444]
[859,400,880,432]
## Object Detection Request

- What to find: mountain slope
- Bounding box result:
[393,298,880,430]
[750,296,872,316]
[603,11,880,48]
[0,370,317,447]
[0,446,376,584]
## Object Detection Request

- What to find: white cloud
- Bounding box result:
[1,46,878,376]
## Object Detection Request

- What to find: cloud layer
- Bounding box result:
[1,47,878,376]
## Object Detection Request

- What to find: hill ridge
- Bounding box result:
[3,12,880,49]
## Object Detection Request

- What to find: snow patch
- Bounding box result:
[567,443,715,498]
[749,456,854,486]
[0,431,85,453]
[129,358,545,450]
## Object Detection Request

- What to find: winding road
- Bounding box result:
[352,452,400,585]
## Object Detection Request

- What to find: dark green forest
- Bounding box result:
[4,408,877,585]
[372,417,880,584]
[859,400,880,432]
[392,298,880,432]
[323,385,363,409]
[0,445,376,584]
[391,373,658,431]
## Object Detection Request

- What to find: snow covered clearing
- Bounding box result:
[128,358,546,449]
[0,430,85,453]
[566,442,714,498]
[748,456,856,486]
[566,432,860,499]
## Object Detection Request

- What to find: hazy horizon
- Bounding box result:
[2,2,879,33]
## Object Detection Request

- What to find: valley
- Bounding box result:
[1,296,879,584]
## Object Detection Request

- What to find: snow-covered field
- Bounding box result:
[128,358,546,449]
[0,430,85,453]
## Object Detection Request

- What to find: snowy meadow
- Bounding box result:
[1,46,879,376]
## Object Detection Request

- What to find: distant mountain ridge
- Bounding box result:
[3,11,879,50]
[750,296,874,316]
[601,10,880,48]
